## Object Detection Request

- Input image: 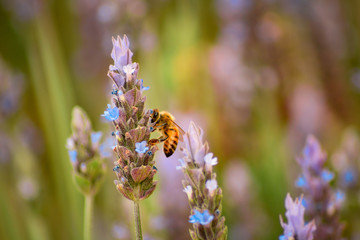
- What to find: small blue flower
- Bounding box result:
[295,176,307,188]
[102,104,119,121]
[344,170,356,185]
[91,132,102,145]
[279,235,286,240]
[140,79,150,91]
[135,141,149,154]
[113,165,120,172]
[111,89,118,95]
[321,170,334,182]
[335,190,345,203]
[68,150,77,164]
[301,198,308,208]
[189,209,214,225]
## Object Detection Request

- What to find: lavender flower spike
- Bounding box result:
[66,106,106,196]
[279,193,316,240]
[180,121,227,240]
[105,35,158,203]
[296,135,344,239]
[105,34,159,240]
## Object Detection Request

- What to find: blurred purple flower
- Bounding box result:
[189,210,214,225]
[279,194,316,240]
[298,135,327,173]
[102,104,119,121]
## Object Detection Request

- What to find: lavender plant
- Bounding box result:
[103,35,158,240]
[179,121,227,240]
[295,135,344,240]
[66,106,106,240]
[279,193,316,240]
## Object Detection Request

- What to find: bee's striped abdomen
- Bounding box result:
[163,127,179,157]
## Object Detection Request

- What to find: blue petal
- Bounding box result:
[189,214,199,224]
[91,132,102,144]
[336,190,345,202]
[279,235,286,240]
[321,170,334,182]
[200,210,214,225]
[344,170,355,184]
[68,150,77,163]
[301,198,308,208]
[295,176,307,188]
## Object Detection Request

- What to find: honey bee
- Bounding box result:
[148,109,185,157]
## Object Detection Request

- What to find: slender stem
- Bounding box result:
[84,195,94,240]
[133,201,143,240]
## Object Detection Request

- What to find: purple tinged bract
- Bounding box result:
[279,194,316,240]
[110,35,133,72]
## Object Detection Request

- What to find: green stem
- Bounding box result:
[133,201,143,240]
[84,195,94,240]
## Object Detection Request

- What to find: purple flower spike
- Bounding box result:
[295,135,344,239]
[189,210,214,225]
[279,194,316,240]
[102,104,119,121]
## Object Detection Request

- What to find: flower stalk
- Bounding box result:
[179,121,227,240]
[133,201,142,240]
[84,195,94,240]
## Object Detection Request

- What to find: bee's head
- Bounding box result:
[150,109,160,123]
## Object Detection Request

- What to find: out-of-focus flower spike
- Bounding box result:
[66,106,106,196]
[295,135,344,239]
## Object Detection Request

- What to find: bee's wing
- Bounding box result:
[169,119,185,141]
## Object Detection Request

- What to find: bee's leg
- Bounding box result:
[148,132,169,145]
[150,123,167,132]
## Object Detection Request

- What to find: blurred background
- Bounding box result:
[1,0,360,239]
